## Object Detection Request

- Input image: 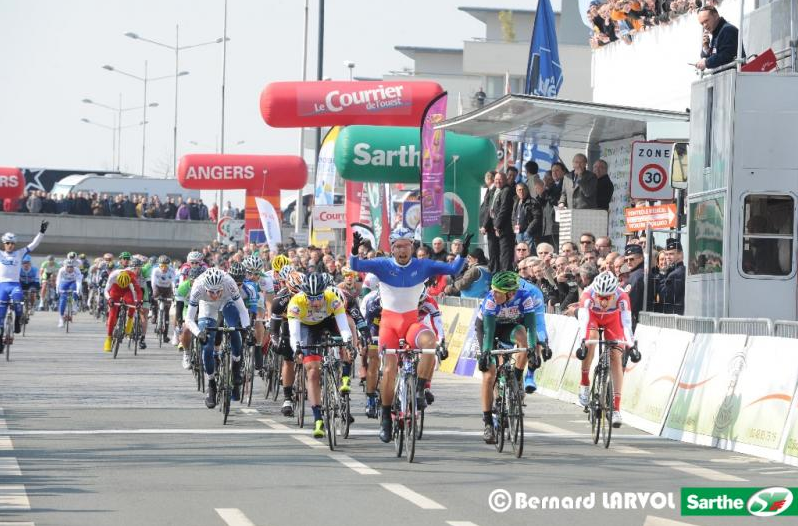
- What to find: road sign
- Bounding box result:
[624,204,677,232]
[217,216,245,242]
[630,141,674,200]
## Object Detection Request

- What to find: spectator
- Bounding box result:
[444,248,491,298]
[560,241,578,257]
[122,195,136,218]
[188,198,200,220]
[581,249,599,267]
[491,171,515,271]
[91,196,105,216]
[697,5,742,71]
[209,202,219,222]
[658,238,686,314]
[559,153,598,209]
[479,171,499,272]
[594,159,614,210]
[535,242,557,286]
[513,242,531,271]
[595,236,612,258]
[26,191,42,214]
[512,182,539,247]
[579,232,596,255]
[110,195,124,217]
[198,199,209,220]
[533,177,556,247]
[3,197,18,213]
[549,162,565,204]
[176,199,190,221]
[604,251,621,273]
[623,244,646,325]
[523,160,539,186]
[222,200,237,218]
[474,87,486,108]
[430,237,447,262]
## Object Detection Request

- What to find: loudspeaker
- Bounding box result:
[440,215,464,236]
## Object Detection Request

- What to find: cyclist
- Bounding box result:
[134,255,153,349]
[184,267,252,408]
[416,287,448,406]
[56,259,83,328]
[150,255,176,344]
[349,227,470,442]
[76,253,90,302]
[19,255,41,314]
[38,254,58,310]
[117,251,132,269]
[476,271,540,444]
[241,256,268,364]
[103,266,141,353]
[575,271,637,428]
[268,254,291,294]
[338,266,359,298]
[174,251,206,340]
[287,272,353,439]
[270,268,305,417]
[88,260,111,314]
[176,266,206,369]
[230,261,263,351]
[0,221,48,350]
[518,277,550,394]
[360,288,382,418]
[330,286,366,395]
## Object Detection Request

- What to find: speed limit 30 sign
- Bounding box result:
[630,141,674,200]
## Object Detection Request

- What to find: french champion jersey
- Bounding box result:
[349,255,464,314]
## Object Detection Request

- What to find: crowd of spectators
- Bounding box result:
[5,190,246,222]
[588,0,721,48]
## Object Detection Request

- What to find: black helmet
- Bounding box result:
[228,262,245,283]
[302,272,326,297]
[188,266,206,281]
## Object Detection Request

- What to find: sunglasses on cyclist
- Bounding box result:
[306,293,325,301]
[597,294,614,301]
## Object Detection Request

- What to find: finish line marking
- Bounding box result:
[380,483,446,510]
[215,508,257,526]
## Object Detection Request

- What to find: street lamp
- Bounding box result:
[81,118,148,170]
[344,60,355,81]
[125,26,228,178]
[82,96,159,171]
[103,62,188,176]
[188,139,245,153]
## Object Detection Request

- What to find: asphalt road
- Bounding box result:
[0,312,796,526]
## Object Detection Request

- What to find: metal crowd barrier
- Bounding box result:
[439,296,480,309]
[638,312,797,338]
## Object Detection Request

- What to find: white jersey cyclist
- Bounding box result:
[151,265,177,289]
[0,232,44,283]
[55,265,84,290]
[184,272,250,337]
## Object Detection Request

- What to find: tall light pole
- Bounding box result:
[344,60,355,81]
[124,27,227,178]
[218,0,230,231]
[296,0,310,235]
[82,96,159,171]
[103,62,188,176]
[81,118,149,170]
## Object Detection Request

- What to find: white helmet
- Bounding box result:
[1,233,16,244]
[389,227,414,245]
[187,251,203,263]
[592,271,619,296]
[242,255,263,273]
[203,267,225,291]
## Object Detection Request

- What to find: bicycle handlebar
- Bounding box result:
[383,348,438,355]
[489,348,528,355]
[583,339,635,347]
[205,326,250,333]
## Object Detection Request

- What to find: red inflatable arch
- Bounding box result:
[0,167,24,201]
[260,81,443,128]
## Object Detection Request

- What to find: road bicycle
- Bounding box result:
[582,328,639,449]
[190,331,205,393]
[207,326,248,425]
[63,290,78,333]
[153,297,170,348]
[20,289,37,337]
[110,302,140,359]
[0,300,19,361]
[489,347,529,458]
[384,339,440,463]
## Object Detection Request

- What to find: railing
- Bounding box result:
[639,312,797,338]
[438,296,480,308]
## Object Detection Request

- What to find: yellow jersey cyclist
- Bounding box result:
[287,272,353,438]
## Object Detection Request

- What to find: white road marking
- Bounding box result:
[380,483,446,510]
[239,408,259,415]
[568,419,590,424]
[756,469,798,475]
[610,444,652,455]
[0,485,31,510]
[0,428,296,436]
[257,418,291,431]
[654,460,747,482]
[0,458,22,476]
[291,434,327,450]
[447,522,480,526]
[643,515,699,526]
[525,421,578,435]
[327,452,379,475]
[0,437,13,450]
[215,508,257,526]
[709,455,770,464]
[0,522,36,526]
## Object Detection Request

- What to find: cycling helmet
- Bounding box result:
[228,262,245,283]
[271,254,291,272]
[103,253,114,260]
[362,273,379,290]
[119,251,132,259]
[389,227,414,245]
[331,287,348,305]
[203,267,225,291]
[592,271,619,296]
[64,259,77,268]
[67,251,77,259]
[116,272,132,288]
[321,272,335,288]
[188,266,206,281]
[491,271,519,293]
[157,255,171,265]
[78,253,86,259]
[285,271,305,293]
[148,256,157,265]
[46,255,55,262]
[341,266,357,277]
[278,265,295,281]
[187,251,203,263]
[242,255,263,273]
[22,254,31,263]
[128,257,143,269]
[1,233,16,244]
[303,272,326,297]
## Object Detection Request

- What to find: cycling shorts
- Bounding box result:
[298,316,341,363]
[378,309,417,351]
[586,312,625,343]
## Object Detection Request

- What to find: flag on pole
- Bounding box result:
[419,91,447,227]
[255,197,282,252]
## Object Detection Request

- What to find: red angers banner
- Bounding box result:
[0,167,24,200]
[177,154,306,193]
[260,81,443,128]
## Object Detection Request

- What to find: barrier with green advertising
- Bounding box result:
[334,125,495,242]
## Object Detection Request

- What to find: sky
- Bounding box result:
[0,0,541,177]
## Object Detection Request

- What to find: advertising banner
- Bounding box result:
[557,333,598,405]
[621,326,692,435]
[312,205,346,229]
[784,388,798,466]
[345,181,389,252]
[260,81,444,128]
[0,167,24,200]
[420,92,447,227]
[600,137,641,250]
[255,197,282,252]
[438,306,478,374]
[729,336,798,456]
[535,314,579,397]
[315,126,340,206]
[662,333,748,445]
[178,154,307,192]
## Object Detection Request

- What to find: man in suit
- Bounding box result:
[558,154,598,209]
[479,171,499,272]
[624,244,646,327]
[492,171,515,271]
[594,159,614,210]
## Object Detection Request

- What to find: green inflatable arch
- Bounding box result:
[334,125,495,242]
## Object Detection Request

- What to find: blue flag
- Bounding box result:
[525,0,563,96]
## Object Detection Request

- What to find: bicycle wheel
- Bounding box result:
[271,354,283,402]
[393,379,404,458]
[4,313,13,361]
[341,391,352,439]
[295,363,306,428]
[404,375,417,463]
[602,375,614,449]
[323,368,336,451]
[65,297,71,333]
[221,347,232,425]
[495,393,506,453]
[192,338,203,392]
[132,316,140,356]
[590,377,600,445]
[113,308,125,359]
[263,348,275,400]
[245,344,256,407]
[507,376,524,458]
